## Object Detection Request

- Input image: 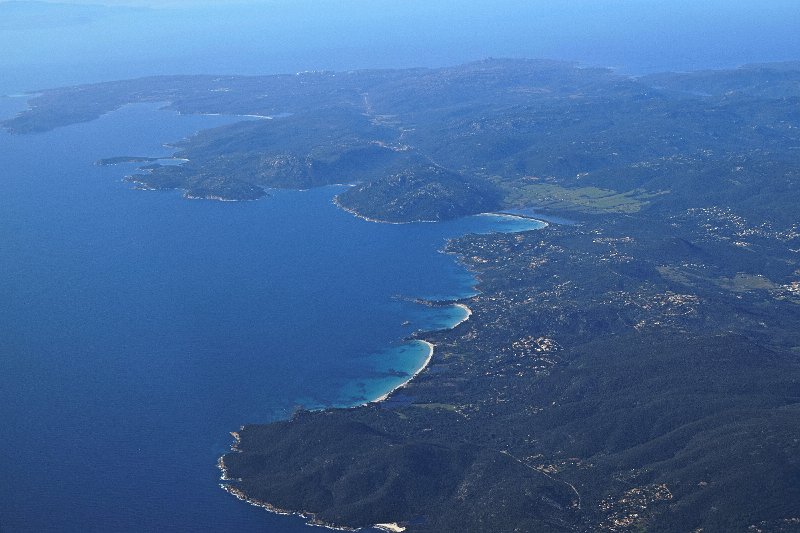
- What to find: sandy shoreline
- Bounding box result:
[353,300,471,407]
[217,203,546,532]
[451,303,473,329]
[371,340,435,403]
[217,342,435,532]
[218,328,459,531]
[374,524,406,532]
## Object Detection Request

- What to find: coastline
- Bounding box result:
[216,273,478,532]
[345,299,473,408]
[7,58,795,533]
[180,111,274,120]
[217,337,435,532]
[183,193,258,202]
[216,200,546,532]
[332,194,438,225]
[217,299,471,530]
[451,303,473,328]
[219,483,359,532]
[371,340,435,404]
[217,437,362,531]
[476,212,550,232]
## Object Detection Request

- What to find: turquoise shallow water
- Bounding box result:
[0,102,543,532]
[2,2,797,529]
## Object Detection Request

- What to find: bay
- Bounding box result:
[0,102,542,531]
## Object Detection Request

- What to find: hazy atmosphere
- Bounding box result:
[3,0,800,93]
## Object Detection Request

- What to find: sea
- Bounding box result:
[0,98,543,531]
[2,1,799,530]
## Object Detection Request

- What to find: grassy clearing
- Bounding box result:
[499,182,660,214]
[717,273,778,292]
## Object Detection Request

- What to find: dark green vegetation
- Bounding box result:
[6,60,800,532]
[337,165,502,222]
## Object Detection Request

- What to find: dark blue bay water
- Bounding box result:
[0,100,543,531]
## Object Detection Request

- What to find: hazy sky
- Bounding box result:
[25,0,254,5]
[2,0,800,93]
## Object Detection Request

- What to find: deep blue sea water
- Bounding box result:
[0,99,543,531]
[3,2,798,530]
